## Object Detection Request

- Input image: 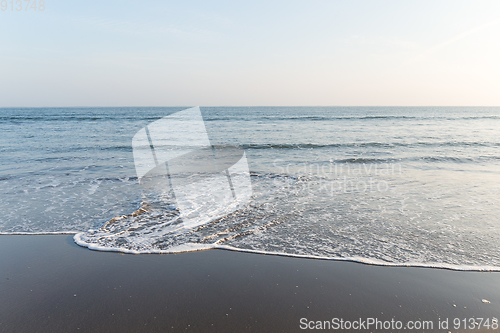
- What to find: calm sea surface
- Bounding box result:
[1,107,500,270]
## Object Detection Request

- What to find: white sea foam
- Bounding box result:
[71,171,500,272]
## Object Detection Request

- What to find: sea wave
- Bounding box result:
[235,141,499,150]
[204,115,500,121]
[68,171,500,272]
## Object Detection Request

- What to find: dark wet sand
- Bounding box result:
[1,235,500,332]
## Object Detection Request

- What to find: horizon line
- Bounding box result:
[1,105,500,109]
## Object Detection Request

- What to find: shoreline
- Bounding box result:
[2,232,499,272]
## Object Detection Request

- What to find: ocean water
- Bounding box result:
[1,107,500,270]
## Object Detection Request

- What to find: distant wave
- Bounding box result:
[234,141,499,150]
[0,174,137,184]
[333,158,399,164]
[204,115,500,122]
[4,113,500,122]
[312,156,498,164]
[1,145,134,155]
[419,156,475,163]
[0,231,77,235]
[0,116,163,122]
[5,141,496,154]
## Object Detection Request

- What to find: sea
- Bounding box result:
[1,106,500,271]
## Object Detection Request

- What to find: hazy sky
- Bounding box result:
[1,0,499,107]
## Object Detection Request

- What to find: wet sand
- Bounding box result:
[1,235,500,332]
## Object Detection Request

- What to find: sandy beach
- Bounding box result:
[0,235,499,332]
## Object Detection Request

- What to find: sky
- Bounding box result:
[1,0,499,107]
